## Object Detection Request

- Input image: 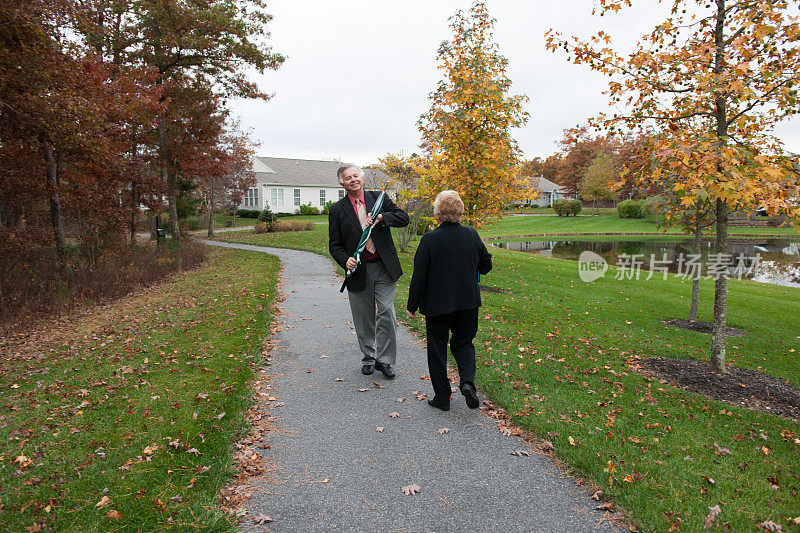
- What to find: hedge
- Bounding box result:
[617,199,646,218]
[553,199,582,216]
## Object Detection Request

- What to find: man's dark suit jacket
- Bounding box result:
[407,221,492,317]
[328,191,409,292]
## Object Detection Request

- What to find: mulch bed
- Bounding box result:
[635,357,800,421]
[663,318,746,337]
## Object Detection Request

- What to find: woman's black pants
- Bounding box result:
[425,308,479,403]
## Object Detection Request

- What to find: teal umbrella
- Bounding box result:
[340,191,386,292]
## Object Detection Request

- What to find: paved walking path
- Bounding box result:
[200,239,617,532]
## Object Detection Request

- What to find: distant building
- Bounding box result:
[240,157,394,214]
[523,176,571,207]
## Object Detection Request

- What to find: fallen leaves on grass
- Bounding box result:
[757,520,782,531]
[105,509,124,520]
[704,505,721,528]
[401,484,421,495]
[95,496,111,508]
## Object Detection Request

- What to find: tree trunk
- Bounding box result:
[207,179,215,238]
[130,180,138,244]
[709,0,728,374]
[710,198,728,373]
[40,135,67,251]
[688,224,702,321]
[129,135,139,244]
[158,115,181,245]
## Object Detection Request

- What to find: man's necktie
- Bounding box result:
[355,199,376,254]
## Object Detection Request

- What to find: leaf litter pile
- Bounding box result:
[0,248,280,532]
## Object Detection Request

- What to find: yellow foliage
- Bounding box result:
[416,1,530,228]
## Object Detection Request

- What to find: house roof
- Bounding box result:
[252,157,393,189]
[529,176,568,194]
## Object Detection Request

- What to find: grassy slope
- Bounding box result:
[483,214,800,239]
[216,222,800,532]
[0,248,279,532]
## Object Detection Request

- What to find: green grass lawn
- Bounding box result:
[0,247,279,532]
[212,213,327,229]
[506,206,619,215]
[483,214,800,239]
[216,219,800,532]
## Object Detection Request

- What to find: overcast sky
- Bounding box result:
[228,0,800,166]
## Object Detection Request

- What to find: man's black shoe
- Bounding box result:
[361,363,374,375]
[375,361,395,379]
[461,382,479,409]
[427,398,450,411]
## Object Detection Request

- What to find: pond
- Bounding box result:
[489,238,800,287]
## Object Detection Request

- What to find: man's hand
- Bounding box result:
[406,310,417,319]
[346,257,358,270]
[370,214,384,227]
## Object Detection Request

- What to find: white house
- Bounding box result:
[523,176,571,207]
[239,157,394,214]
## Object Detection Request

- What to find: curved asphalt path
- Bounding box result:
[199,239,617,532]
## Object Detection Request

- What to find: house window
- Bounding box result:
[294,188,301,206]
[271,188,284,207]
[244,187,259,207]
[338,190,345,199]
[319,189,326,207]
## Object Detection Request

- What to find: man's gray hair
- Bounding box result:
[336,163,365,184]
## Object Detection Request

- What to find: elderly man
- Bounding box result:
[329,164,409,379]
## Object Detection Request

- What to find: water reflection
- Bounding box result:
[490,239,800,287]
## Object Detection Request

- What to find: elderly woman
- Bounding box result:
[406,190,492,411]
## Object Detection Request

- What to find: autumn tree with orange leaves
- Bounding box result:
[417,1,530,228]
[547,0,800,373]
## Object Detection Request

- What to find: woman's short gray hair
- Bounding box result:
[336,164,365,184]
[433,190,464,223]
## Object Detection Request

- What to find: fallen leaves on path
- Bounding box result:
[401,484,421,495]
[389,412,400,418]
[509,450,530,457]
[376,427,384,433]
[372,382,385,389]
[358,388,370,392]
[252,514,274,525]
[438,428,449,434]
